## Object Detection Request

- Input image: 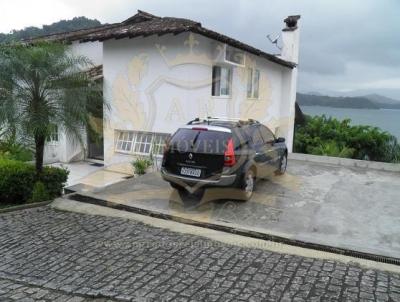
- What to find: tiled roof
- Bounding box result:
[26,23,119,43]
[28,10,296,69]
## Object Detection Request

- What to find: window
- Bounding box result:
[47,125,59,143]
[133,132,153,154]
[212,66,232,97]
[247,68,260,99]
[170,128,230,154]
[115,131,169,156]
[116,131,134,152]
[250,127,264,145]
[225,45,245,66]
[259,125,275,143]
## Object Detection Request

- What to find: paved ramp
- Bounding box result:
[69,159,400,259]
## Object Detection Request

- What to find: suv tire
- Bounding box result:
[276,153,287,175]
[239,169,255,201]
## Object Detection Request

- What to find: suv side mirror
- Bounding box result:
[276,137,285,143]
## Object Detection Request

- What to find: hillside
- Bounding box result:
[362,94,400,109]
[297,93,400,109]
[0,17,102,43]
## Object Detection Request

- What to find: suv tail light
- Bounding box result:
[163,138,170,157]
[224,138,236,167]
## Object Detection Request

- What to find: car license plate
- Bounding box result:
[180,167,201,177]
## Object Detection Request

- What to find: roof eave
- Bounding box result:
[78,29,296,69]
[23,9,297,69]
[23,23,120,44]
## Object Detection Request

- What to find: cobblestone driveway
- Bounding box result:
[0,207,399,301]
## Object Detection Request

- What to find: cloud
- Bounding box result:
[1,0,399,97]
[0,0,75,33]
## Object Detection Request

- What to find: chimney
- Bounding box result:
[281,15,301,64]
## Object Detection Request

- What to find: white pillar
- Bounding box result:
[280,15,300,152]
[281,15,301,64]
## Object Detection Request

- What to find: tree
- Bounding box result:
[0,42,103,174]
[0,17,102,44]
[294,115,400,163]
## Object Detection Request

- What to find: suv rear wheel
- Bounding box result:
[239,169,255,201]
[276,153,287,175]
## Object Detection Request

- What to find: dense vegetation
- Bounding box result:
[0,137,32,162]
[0,17,102,43]
[297,93,400,109]
[294,115,400,163]
[0,157,68,205]
[0,138,68,205]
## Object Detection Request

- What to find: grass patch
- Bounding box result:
[0,200,50,211]
[0,203,18,209]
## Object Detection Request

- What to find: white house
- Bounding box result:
[39,10,300,174]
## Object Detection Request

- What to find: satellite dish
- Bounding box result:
[267,34,282,50]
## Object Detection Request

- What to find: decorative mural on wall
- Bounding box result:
[106,32,293,166]
[109,33,286,131]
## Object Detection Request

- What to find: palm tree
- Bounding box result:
[0,42,103,174]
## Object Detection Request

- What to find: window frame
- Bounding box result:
[211,65,232,98]
[46,124,59,145]
[247,68,260,99]
[224,45,245,67]
[249,126,264,146]
[115,131,134,153]
[152,133,169,156]
[259,125,276,144]
[115,130,170,157]
[132,132,153,155]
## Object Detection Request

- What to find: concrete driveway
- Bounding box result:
[51,161,132,188]
[70,159,400,258]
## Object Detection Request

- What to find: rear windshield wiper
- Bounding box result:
[191,131,201,149]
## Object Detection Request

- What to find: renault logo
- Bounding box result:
[188,153,193,159]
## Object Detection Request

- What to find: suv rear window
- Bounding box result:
[170,128,231,154]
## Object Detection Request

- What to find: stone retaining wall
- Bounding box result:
[289,153,400,173]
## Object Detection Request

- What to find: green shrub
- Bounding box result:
[308,141,355,158]
[132,158,153,175]
[30,181,50,203]
[39,166,69,198]
[294,115,400,163]
[0,140,33,162]
[0,158,68,204]
[0,158,36,204]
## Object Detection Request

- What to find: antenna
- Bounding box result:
[267,34,282,50]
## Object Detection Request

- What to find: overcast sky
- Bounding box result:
[1,0,399,99]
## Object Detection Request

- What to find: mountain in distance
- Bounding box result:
[297,93,400,110]
[363,94,400,105]
[309,88,400,101]
[306,91,323,96]
[0,17,103,43]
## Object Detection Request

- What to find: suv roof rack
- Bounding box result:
[187,117,260,125]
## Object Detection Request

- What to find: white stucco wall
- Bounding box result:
[70,41,103,66]
[43,126,87,164]
[43,132,64,164]
[102,32,296,172]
